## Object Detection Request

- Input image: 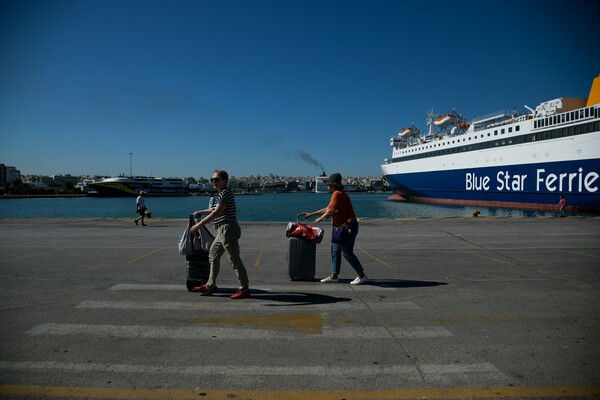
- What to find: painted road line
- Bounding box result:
[458,249,515,266]
[254,249,264,267]
[562,249,600,258]
[76,300,420,311]
[0,360,418,376]
[417,363,508,385]
[2,248,62,264]
[109,283,182,291]
[461,278,551,282]
[109,283,395,291]
[26,323,452,339]
[127,247,165,264]
[1,384,599,400]
[420,362,500,374]
[359,248,389,267]
[185,313,326,333]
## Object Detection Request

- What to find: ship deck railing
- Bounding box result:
[533,104,599,130]
[471,109,515,125]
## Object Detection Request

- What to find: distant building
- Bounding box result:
[52,174,79,186]
[0,164,21,184]
[262,182,287,192]
[22,175,54,189]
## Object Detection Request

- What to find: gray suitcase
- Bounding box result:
[287,237,316,280]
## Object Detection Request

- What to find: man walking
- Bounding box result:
[134,191,147,226]
[190,170,250,299]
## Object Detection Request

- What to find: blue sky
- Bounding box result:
[1,0,599,179]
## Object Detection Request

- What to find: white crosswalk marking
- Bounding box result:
[76,299,421,311]
[26,323,452,339]
[109,283,396,291]
[10,280,510,388]
[0,360,502,378]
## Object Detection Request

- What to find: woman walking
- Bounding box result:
[303,173,368,285]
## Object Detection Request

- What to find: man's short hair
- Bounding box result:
[214,169,229,181]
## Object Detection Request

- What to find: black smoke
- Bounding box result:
[296,149,325,174]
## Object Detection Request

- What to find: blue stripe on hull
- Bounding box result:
[384,158,600,211]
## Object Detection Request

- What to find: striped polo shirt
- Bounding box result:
[213,188,237,226]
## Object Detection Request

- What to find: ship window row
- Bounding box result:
[397,125,521,153]
[389,120,599,163]
[490,125,519,136]
[534,106,598,129]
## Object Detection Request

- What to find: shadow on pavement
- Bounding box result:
[367,279,447,288]
[255,292,352,306]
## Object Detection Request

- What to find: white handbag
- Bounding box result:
[178,215,214,255]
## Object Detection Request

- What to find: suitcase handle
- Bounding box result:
[297,213,308,223]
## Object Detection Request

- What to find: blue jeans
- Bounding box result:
[331,220,364,276]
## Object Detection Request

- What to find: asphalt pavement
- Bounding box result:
[0,216,599,399]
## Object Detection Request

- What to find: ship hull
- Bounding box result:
[383,158,600,212]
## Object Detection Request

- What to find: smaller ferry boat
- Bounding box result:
[75,179,95,193]
[314,173,329,193]
[89,176,189,197]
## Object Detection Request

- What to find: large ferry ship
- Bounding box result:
[89,176,189,197]
[381,75,600,212]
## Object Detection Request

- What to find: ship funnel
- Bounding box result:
[587,74,600,107]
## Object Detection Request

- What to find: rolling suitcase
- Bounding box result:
[287,237,316,280]
[181,215,214,291]
[186,258,210,291]
[285,214,323,281]
[186,243,211,291]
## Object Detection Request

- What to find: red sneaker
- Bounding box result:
[231,289,251,299]
[191,284,215,296]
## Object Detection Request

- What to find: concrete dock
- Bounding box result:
[0,217,599,399]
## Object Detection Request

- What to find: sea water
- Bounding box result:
[0,193,563,220]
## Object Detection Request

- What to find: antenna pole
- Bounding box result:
[129,153,133,177]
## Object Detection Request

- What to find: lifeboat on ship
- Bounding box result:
[434,114,456,127]
[399,126,417,138]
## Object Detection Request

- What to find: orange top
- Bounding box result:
[587,74,600,107]
[327,190,357,227]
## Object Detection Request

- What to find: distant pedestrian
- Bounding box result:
[558,195,567,217]
[190,170,251,299]
[302,172,368,285]
[134,191,147,226]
